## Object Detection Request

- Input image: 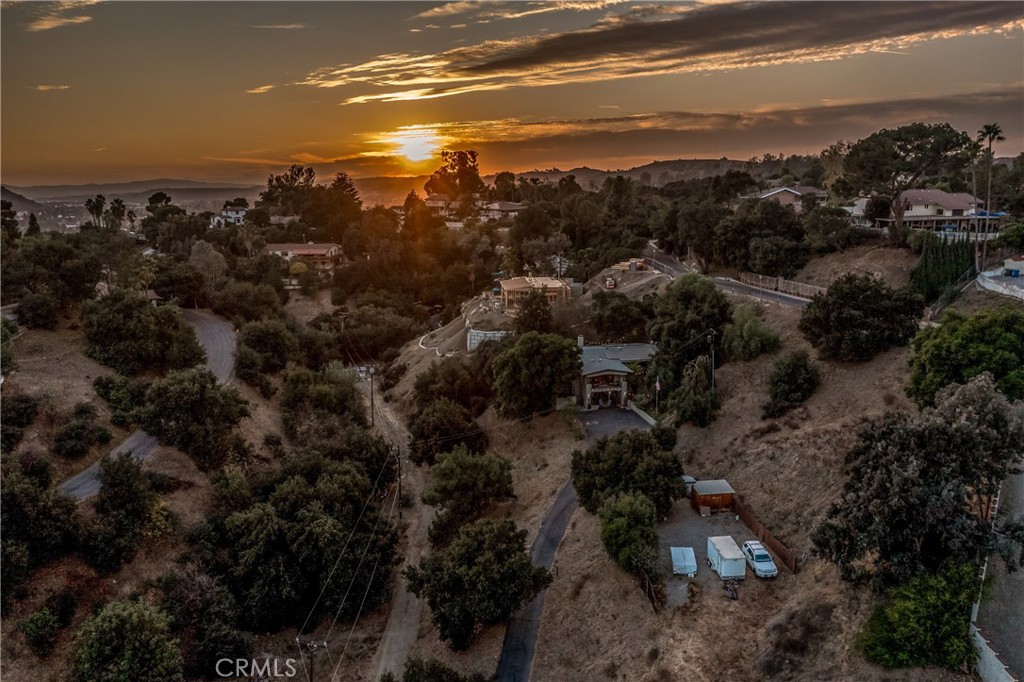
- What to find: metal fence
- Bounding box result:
[923,265,978,321]
[737,272,826,300]
[733,494,800,574]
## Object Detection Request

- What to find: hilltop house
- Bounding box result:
[876,189,982,233]
[576,342,657,409]
[209,207,247,229]
[498,276,571,309]
[263,242,344,272]
[480,201,527,221]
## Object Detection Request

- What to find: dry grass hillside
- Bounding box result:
[793,244,919,289]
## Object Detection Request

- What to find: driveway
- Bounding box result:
[57,309,235,501]
[496,408,652,682]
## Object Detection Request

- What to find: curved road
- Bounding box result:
[496,409,651,682]
[58,309,235,501]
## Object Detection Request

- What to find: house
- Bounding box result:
[689,479,736,513]
[263,242,344,272]
[498,276,571,309]
[743,186,826,213]
[425,194,452,216]
[1003,254,1024,277]
[576,342,657,409]
[876,189,982,233]
[209,207,247,229]
[480,201,527,221]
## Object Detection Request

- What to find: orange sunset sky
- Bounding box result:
[2,0,1022,186]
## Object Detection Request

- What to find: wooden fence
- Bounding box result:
[733,494,800,574]
[737,272,826,300]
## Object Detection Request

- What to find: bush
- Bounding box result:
[72,600,184,682]
[237,319,297,373]
[380,659,491,682]
[17,449,53,488]
[748,236,808,278]
[861,562,978,671]
[212,281,282,322]
[413,356,490,417]
[598,492,659,575]
[93,375,150,427]
[408,399,487,466]
[53,403,112,459]
[422,446,513,545]
[798,274,922,362]
[763,351,821,418]
[233,345,275,397]
[667,355,720,427]
[1,393,39,452]
[22,607,60,656]
[17,291,60,329]
[722,304,781,362]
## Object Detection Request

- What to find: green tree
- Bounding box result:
[84,195,106,228]
[590,290,652,344]
[72,600,184,682]
[188,240,227,291]
[713,199,803,270]
[406,519,552,650]
[17,291,60,329]
[25,213,41,237]
[408,399,487,466]
[21,606,60,656]
[721,303,781,361]
[803,205,854,253]
[139,368,249,470]
[413,356,491,416]
[82,452,158,573]
[571,429,684,518]
[492,332,580,418]
[238,319,297,373]
[212,281,282,322]
[813,374,1023,586]
[667,355,720,427]
[908,307,1024,405]
[422,446,514,544]
[798,274,922,362]
[763,351,821,418]
[598,492,659,575]
[1,200,19,241]
[424,151,486,200]
[676,200,729,272]
[842,123,973,244]
[861,562,978,671]
[513,289,555,334]
[978,123,1006,266]
[648,274,732,394]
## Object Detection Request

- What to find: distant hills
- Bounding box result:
[1,186,45,213]
[7,179,259,202]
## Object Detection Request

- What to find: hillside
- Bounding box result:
[7,179,258,201]
[1,186,45,213]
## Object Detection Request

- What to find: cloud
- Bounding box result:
[26,0,99,32]
[300,1,1022,104]
[242,23,309,30]
[246,84,276,94]
[93,147,107,152]
[29,84,71,91]
[411,0,629,22]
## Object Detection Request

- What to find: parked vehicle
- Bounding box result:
[707,536,746,580]
[741,540,779,578]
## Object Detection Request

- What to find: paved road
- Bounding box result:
[496,409,651,682]
[643,243,810,309]
[58,309,235,501]
[976,470,1024,679]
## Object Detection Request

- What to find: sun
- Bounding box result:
[390,128,440,162]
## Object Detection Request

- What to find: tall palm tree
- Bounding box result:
[978,123,1005,269]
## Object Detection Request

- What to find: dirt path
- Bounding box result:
[362,378,436,681]
[57,309,235,501]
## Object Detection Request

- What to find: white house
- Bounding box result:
[209,207,248,229]
[480,201,527,221]
[876,189,982,233]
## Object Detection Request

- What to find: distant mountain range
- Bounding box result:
[7,179,259,202]
[1,186,46,213]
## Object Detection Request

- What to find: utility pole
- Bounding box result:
[296,638,328,682]
[369,366,375,428]
[395,445,403,520]
[707,330,716,389]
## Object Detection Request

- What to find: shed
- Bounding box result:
[690,479,736,513]
[670,547,697,577]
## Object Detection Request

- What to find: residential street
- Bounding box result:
[57,309,235,501]
[496,409,651,682]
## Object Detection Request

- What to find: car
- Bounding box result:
[741,540,778,578]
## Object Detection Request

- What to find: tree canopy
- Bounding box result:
[492,332,580,418]
[908,307,1024,406]
[406,519,551,650]
[72,600,184,682]
[798,274,922,362]
[813,374,1023,587]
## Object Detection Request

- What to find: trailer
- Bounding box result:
[707,536,746,580]
[670,547,697,577]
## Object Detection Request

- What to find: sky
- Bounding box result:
[1,0,1022,186]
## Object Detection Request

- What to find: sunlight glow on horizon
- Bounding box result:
[366,126,444,164]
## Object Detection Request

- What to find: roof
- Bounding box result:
[499,276,569,292]
[900,189,978,210]
[581,356,631,376]
[264,242,340,256]
[692,479,735,495]
[485,201,527,211]
[580,343,657,377]
[709,536,744,560]
[750,185,825,200]
[670,547,697,572]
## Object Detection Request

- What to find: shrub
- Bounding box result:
[422,446,513,545]
[413,356,490,416]
[233,345,275,397]
[17,291,60,329]
[212,281,282,322]
[668,355,720,427]
[798,274,922,362]
[861,562,978,671]
[72,599,184,682]
[93,375,150,427]
[22,607,60,656]
[1,393,39,452]
[408,399,487,466]
[237,319,297,373]
[722,304,781,362]
[53,403,112,460]
[598,492,659,575]
[763,351,821,418]
[380,659,491,682]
